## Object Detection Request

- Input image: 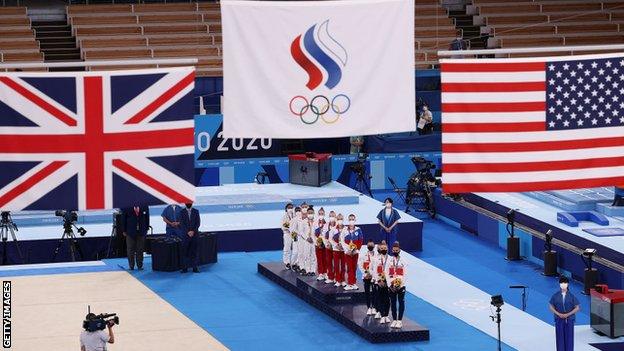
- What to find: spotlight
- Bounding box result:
[581,248,599,295]
[490,294,504,308]
[490,295,504,351]
[582,248,596,259]
[543,229,557,276]
[505,209,520,261]
[506,209,515,226]
[544,229,553,251]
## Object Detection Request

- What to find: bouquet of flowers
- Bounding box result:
[364,270,372,280]
[283,221,290,229]
[377,273,387,286]
[391,277,402,290]
[348,241,357,252]
[291,231,298,241]
[316,236,324,248]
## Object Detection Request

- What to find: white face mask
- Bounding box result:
[307,214,313,219]
[318,215,325,220]
[337,220,343,225]
[560,283,568,290]
[385,203,392,209]
[349,220,355,226]
[329,217,336,222]
[287,208,294,214]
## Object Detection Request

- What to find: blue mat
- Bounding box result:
[583,227,624,237]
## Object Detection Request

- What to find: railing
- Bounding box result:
[0,58,198,71]
[437,43,624,58]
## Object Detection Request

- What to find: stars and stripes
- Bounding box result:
[0,67,196,211]
[441,53,624,193]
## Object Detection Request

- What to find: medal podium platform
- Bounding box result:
[258,262,430,343]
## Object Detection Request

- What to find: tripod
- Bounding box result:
[106,217,119,259]
[52,222,84,262]
[353,170,373,197]
[492,306,502,351]
[0,213,24,265]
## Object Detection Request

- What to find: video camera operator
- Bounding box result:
[80,313,115,351]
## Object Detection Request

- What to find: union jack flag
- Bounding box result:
[0,67,196,211]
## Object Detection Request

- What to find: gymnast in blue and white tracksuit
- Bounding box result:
[549,276,580,351]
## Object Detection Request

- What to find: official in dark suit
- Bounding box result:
[161,204,182,237]
[179,202,201,273]
[122,205,150,270]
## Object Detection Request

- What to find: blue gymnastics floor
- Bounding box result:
[123,252,513,351]
[372,190,590,325]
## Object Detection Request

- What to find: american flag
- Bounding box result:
[441,53,624,193]
[0,67,196,211]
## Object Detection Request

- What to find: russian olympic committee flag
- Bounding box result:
[441,53,624,193]
[221,0,415,138]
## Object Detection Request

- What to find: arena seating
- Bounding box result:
[472,0,624,57]
[0,6,44,70]
[415,0,461,68]
[65,1,458,72]
[67,2,222,76]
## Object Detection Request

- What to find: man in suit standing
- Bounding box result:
[179,202,201,273]
[122,205,150,270]
[161,204,182,237]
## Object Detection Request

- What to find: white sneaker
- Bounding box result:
[334,282,341,287]
[366,308,373,315]
[390,320,397,328]
[341,282,347,287]
[324,278,333,284]
[382,317,389,324]
[351,285,359,290]
[371,308,377,315]
[374,312,381,319]
[396,320,403,329]
[316,275,324,281]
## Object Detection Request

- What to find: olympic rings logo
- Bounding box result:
[289,94,351,125]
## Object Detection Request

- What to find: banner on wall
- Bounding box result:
[195,115,282,162]
[221,0,415,138]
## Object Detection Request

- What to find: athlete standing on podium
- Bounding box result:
[281,203,296,270]
[314,207,328,281]
[342,214,363,290]
[359,238,378,315]
[388,241,406,329]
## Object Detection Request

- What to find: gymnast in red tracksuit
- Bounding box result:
[331,214,345,287]
[342,214,364,291]
[314,207,328,281]
[324,211,337,284]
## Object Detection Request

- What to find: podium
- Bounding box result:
[590,284,624,338]
[288,153,332,187]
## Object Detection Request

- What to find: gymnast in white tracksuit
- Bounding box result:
[302,207,317,276]
[281,203,296,269]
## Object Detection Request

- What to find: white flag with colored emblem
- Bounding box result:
[221,0,415,138]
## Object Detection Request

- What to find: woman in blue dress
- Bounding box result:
[376,198,401,245]
[549,276,580,351]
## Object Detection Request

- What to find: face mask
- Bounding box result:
[287,208,293,214]
[367,245,374,251]
[329,217,336,223]
[385,203,392,209]
[348,220,355,226]
[307,214,314,219]
[560,283,568,290]
[302,207,308,212]
[337,220,343,225]
[318,215,325,220]
[185,203,192,209]
[379,249,387,255]
[392,251,400,257]
[295,211,301,216]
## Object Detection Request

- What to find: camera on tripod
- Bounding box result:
[55,209,78,223]
[0,211,16,231]
[83,311,120,332]
[349,153,369,177]
[405,156,439,217]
